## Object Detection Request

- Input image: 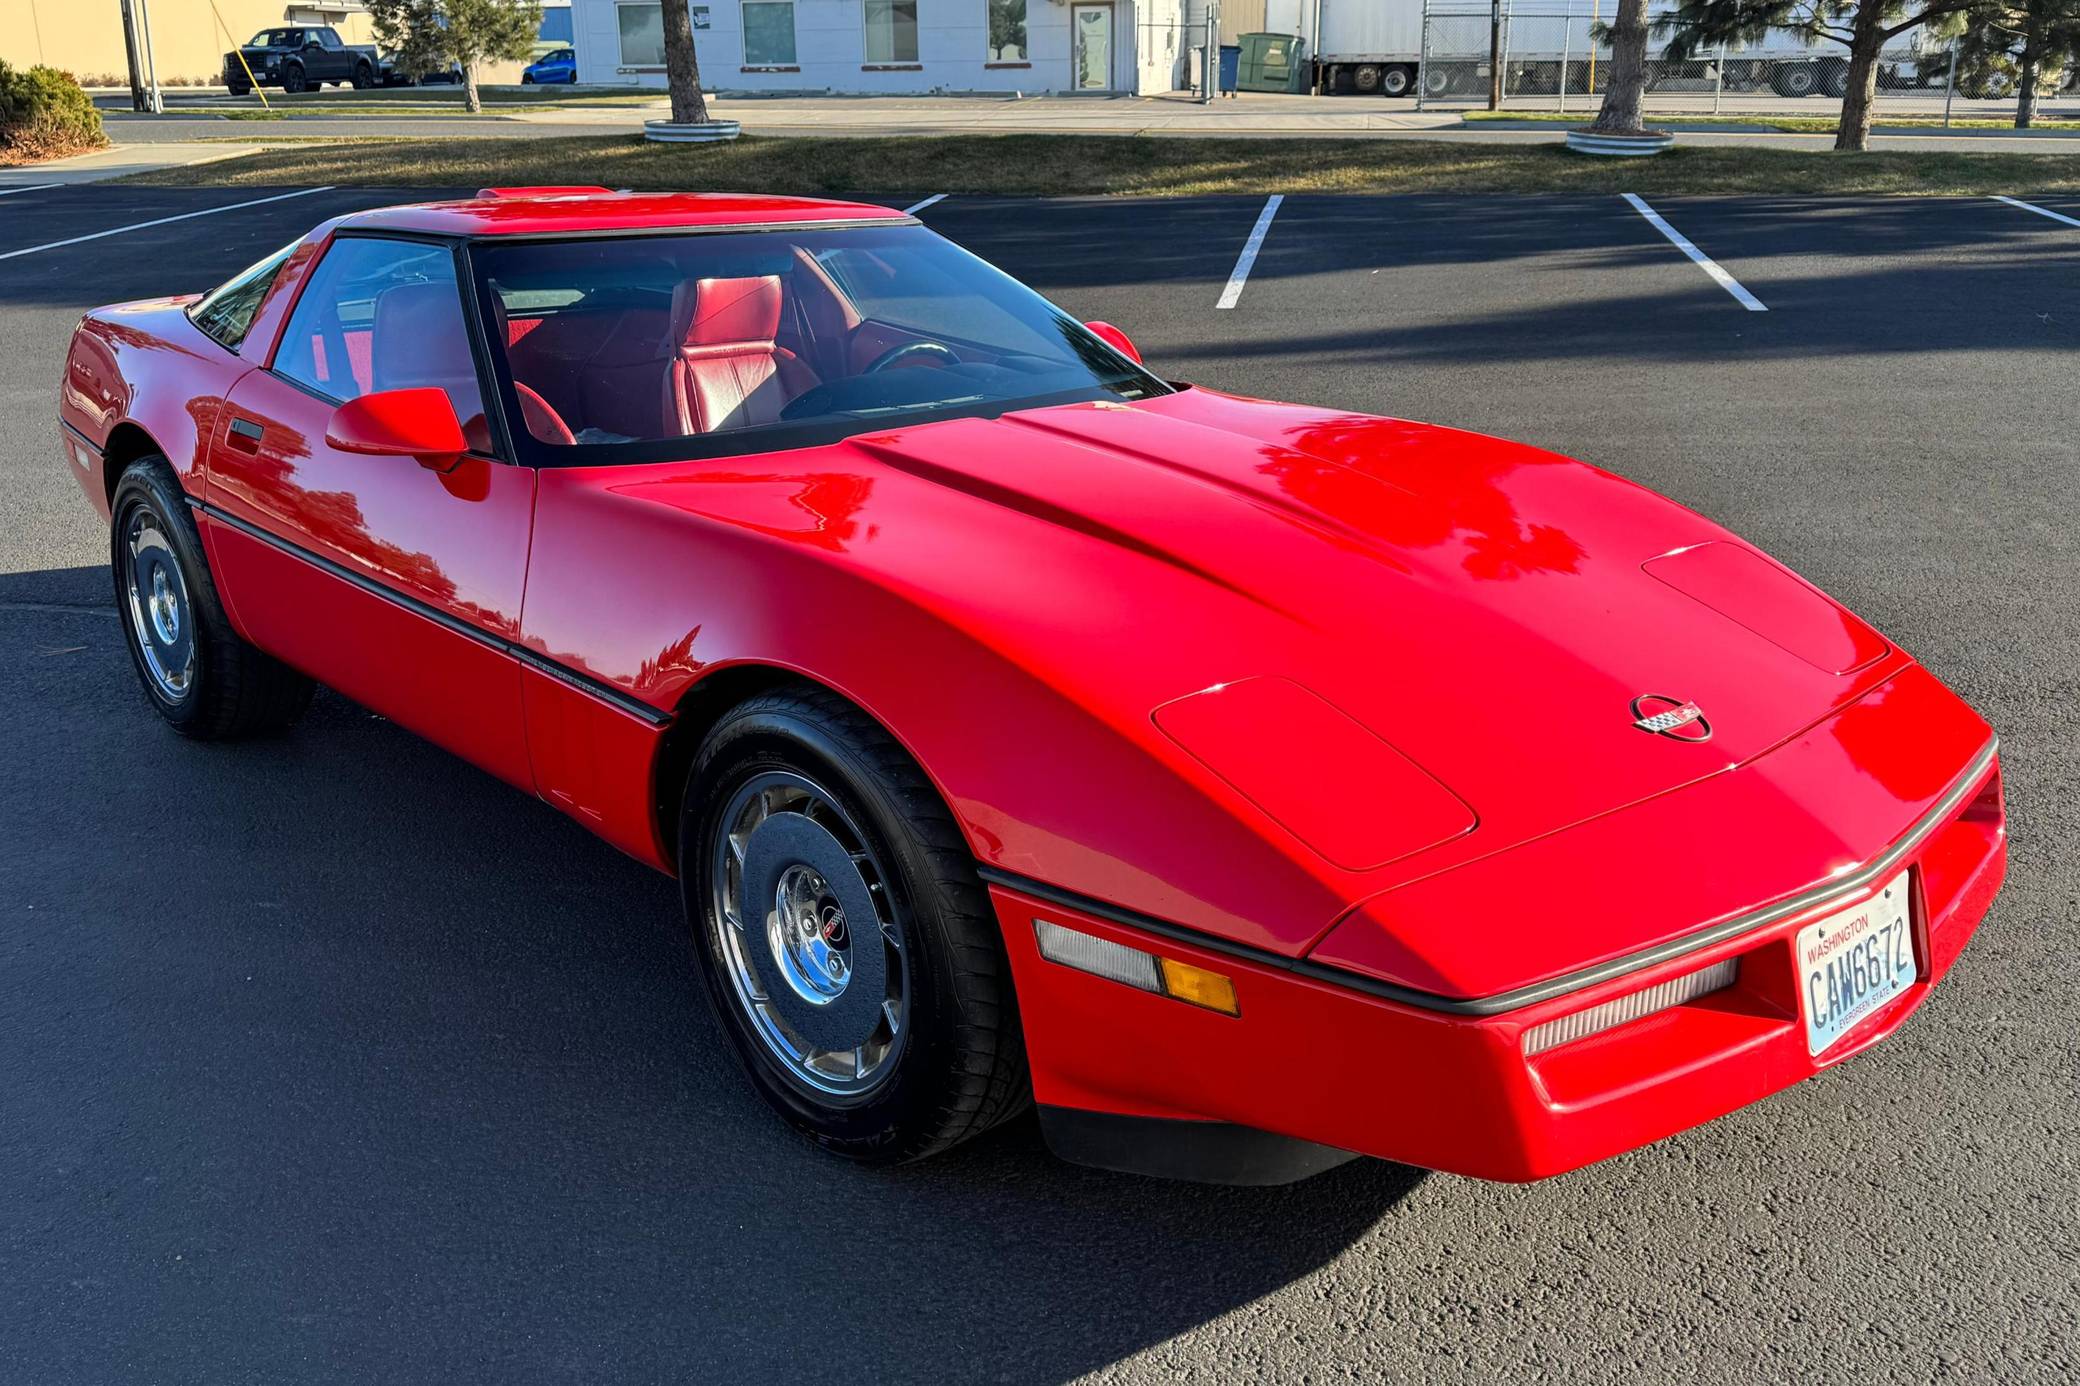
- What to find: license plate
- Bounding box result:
[1796,875,1916,1056]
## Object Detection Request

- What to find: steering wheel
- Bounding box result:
[862,340,960,374]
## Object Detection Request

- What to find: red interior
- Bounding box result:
[495,259,975,445]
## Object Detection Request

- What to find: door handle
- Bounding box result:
[226,417,264,452]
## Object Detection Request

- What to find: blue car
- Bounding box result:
[522,48,576,84]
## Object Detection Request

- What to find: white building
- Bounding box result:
[572,0,1192,95]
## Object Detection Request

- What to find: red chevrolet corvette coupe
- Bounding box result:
[58,189,2005,1184]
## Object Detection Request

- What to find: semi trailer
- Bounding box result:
[1308,0,1945,99]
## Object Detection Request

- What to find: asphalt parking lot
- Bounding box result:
[3,183,2076,1384]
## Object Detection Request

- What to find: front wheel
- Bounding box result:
[281,62,308,94]
[681,688,1028,1164]
[110,459,315,738]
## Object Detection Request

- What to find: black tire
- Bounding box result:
[1772,62,1819,98]
[351,61,374,90]
[281,62,308,94]
[1421,63,1452,98]
[109,458,315,739]
[679,687,1028,1164]
[1380,65,1414,98]
[1820,59,1850,99]
[227,78,252,97]
[1353,64,1382,95]
[521,73,535,85]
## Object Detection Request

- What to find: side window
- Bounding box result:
[189,241,296,350]
[274,237,488,448]
[318,28,342,49]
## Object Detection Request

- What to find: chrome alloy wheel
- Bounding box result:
[710,770,908,1098]
[121,506,195,704]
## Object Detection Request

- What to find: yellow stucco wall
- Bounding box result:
[4,1,381,86]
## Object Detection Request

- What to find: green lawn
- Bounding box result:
[116,131,2080,197]
[1460,109,2080,133]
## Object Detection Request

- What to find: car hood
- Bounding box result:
[835,388,1896,880]
[610,385,1904,956]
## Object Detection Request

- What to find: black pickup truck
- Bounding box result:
[223,26,387,94]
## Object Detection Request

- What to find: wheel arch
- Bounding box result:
[650,662,960,878]
[101,420,166,509]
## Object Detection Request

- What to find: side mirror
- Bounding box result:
[326,387,466,469]
[1084,320,1141,364]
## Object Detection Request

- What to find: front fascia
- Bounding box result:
[996,744,2005,1180]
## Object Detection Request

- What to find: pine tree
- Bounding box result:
[1655,0,1982,151]
[368,0,543,116]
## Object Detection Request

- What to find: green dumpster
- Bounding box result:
[1236,32,1306,94]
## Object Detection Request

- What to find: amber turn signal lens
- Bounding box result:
[1159,957,1240,1016]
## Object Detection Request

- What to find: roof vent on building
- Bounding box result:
[475,185,618,199]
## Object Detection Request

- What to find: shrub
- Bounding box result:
[0,63,108,163]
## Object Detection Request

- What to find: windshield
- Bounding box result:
[470,223,1168,464]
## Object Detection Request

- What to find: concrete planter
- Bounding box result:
[1565,128,1675,157]
[643,119,743,144]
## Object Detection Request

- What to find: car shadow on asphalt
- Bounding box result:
[2,564,1423,1384]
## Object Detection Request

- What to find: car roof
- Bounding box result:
[330,189,912,238]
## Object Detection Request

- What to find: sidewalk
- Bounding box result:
[0,142,265,186]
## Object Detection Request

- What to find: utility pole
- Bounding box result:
[136,0,165,113]
[1488,0,1502,110]
[117,0,164,113]
[119,0,148,112]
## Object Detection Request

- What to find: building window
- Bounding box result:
[743,1,797,65]
[863,0,919,63]
[987,0,1028,62]
[617,3,666,68]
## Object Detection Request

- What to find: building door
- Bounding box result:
[1220,0,1267,45]
[1071,3,1114,91]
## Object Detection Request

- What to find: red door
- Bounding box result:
[202,233,537,790]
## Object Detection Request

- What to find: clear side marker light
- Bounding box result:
[1033,920,1240,1016]
[1035,920,1163,993]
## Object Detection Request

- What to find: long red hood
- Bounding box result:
[832,388,1903,874]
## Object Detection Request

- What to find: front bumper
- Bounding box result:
[992,748,2005,1183]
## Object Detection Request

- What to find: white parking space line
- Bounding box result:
[1621,192,1767,313]
[1991,194,2080,229]
[0,186,336,262]
[1216,194,1283,310]
[904,193,947,215]
[0,184,62,199]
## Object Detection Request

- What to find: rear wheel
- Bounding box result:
[1772,62,1820,98]
[351,61,374,90]
[1352,64,1382,95]
[1380,65,1414,97]
[109,459,314,739]
[1819,59,1850,99]
[681,688,1028,1164]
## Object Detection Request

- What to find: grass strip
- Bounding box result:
[114,131,2080,197]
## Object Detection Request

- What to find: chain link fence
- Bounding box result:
[1409,1,2077,117]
